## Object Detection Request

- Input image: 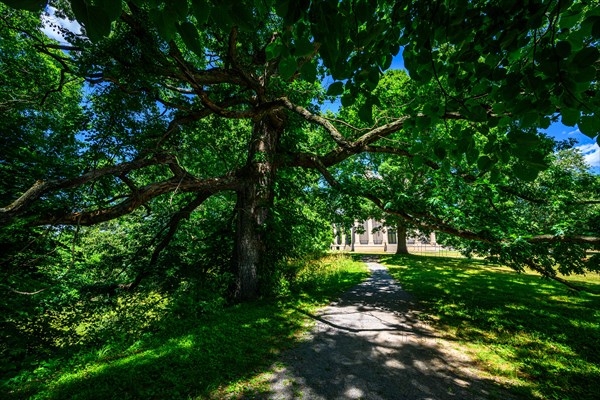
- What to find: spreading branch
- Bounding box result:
[279,97,351,148]
[0,153,174,224]
[34,173,239,226]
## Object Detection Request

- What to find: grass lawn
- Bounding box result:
[380,253,600,400]
[3,255,368,400]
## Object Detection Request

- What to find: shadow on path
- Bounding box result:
[265,259,518,399]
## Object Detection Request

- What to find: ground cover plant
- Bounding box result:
[2,255,368,400]
[381,253,600,400]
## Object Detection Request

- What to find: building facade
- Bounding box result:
[331,218,437,253]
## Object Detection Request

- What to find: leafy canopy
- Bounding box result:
[0,0,598,292]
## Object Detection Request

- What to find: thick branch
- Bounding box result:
[0,153,174,224]
[364,145,441,170]
[34,174,240,226]
[279,97,351,148]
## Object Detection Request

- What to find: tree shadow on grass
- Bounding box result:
[263,259,525,399]
[7,267,370,399]
[10,301,305,399]
[264,325,522,400]
[379,254,600,400]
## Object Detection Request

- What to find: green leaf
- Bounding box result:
[326,82,344,96]
[379,54,392,71]
[152,10,178,41]
[561,108,580,127]
[579,115,600,138]
[457,135,475,154]
[554,40,571,58]
[274,0,288,18]
[525,152,548,171]
[294,38,314,57]
[191,0,211,25]
[98,0,122,21]
[490,168,501,183]
[171,0,189,19]
[0,0,45,11]
[507,131,541,146]
[572,65,596,83]
[434,146,446,160]
[85,5,112,41]
[341,94,355,107]
[358,102,373,124]
[477,155,493,171]
[366,68,380,91]
[70,0,89,26]
[593,17,600,38]
[265,39,283,61]
[416,115,432,129]
[283,0,306,24]
[573,47,599,68]
[559,12,581,29]
[412,156,424,168]
[300,61,317,83]
[466,103,487,122]
[514,165,540,181]
[177,22,203,57]
[492,102,506,114]
[520,112,538,128]
[210,5,232,30]
[466,147,479,165]
[492,67,507,81]
[278,56,297,81]
[229,5,255,31]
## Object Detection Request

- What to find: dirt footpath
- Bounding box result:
[264,258,515,399]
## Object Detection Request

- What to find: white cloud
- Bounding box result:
[41,6,82,44]
[567,128,581,135]
[576,143,600,171]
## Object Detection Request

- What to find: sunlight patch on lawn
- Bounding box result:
[382,254,600,400]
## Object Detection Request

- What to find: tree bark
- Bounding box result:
[396,223,409,254]
[230,111,284,301]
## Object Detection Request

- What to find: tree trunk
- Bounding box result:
[396,223,409,254]
[230,111,284,301]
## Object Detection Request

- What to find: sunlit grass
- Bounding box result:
[380,254,600,400]
[4,255,368,400]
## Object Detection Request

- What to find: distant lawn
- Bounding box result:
[380,254,600,400]
[3,255,368,400]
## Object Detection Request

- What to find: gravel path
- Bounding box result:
[264,257,514,400]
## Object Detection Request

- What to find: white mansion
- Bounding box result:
[331,218,437,253]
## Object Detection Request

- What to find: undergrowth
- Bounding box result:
[2,254,368,399]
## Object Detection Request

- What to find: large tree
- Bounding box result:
[1,0,599,299]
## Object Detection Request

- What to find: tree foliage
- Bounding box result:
[0,0,598,308]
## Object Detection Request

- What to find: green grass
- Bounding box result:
[380,253,600,400]
[3,255,368,400]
